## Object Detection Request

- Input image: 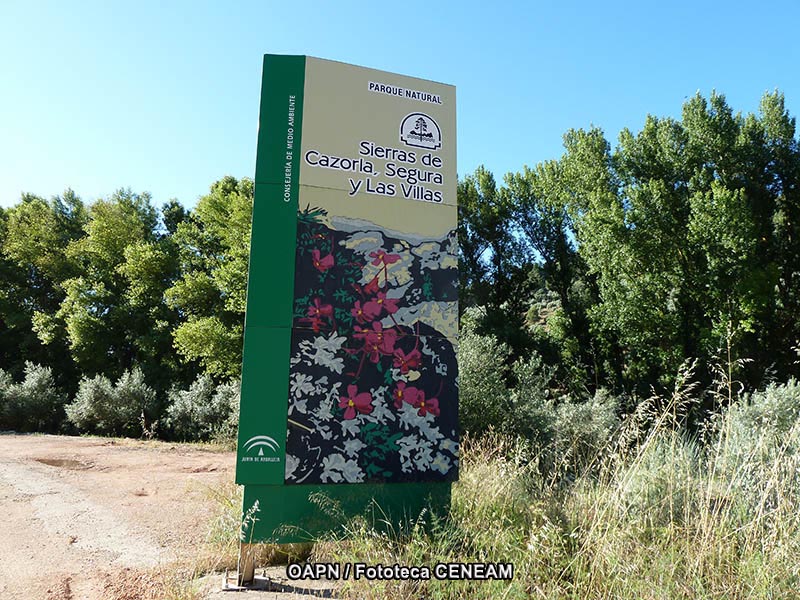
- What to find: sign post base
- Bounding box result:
[237,543,257,586]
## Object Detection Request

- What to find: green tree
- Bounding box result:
[457,166,532,354]
[559,91,800,395]
[166,176,253,377]
[505,161,604,392]
[0,191,87,384]
[51,188,183,395]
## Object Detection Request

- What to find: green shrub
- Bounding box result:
[459,308,621,471]
[616,430,701,526]
[721,378,800,436]
[508,351,556,444]
[1,362,66,432]
[65,374,115,432]
[0,369,11,394]
[712,378,800,517]
[554,388,619,473]
[0,369,11,425]
[457,315,511,436]
[212,379,240,442]
[165,374,239,441]
[65,367,155,436]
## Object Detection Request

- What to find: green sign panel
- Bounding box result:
[236,55,458,543]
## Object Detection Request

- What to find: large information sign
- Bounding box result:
[236,55,457,542]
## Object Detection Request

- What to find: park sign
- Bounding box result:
[235,55,458,543]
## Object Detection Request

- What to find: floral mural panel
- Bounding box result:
[285,205,458,484]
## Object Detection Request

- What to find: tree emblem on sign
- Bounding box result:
[400,113,442,150]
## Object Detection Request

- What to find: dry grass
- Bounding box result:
[310,379,800,599]
[103,565,203,600]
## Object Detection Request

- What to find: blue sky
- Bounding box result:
[2,0,799,208]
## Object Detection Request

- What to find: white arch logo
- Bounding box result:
[243,435,280,457]
[400,112,442,150]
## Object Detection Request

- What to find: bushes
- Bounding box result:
[316,378,800,600]
[0,369,11,420]
[164,374,240,441]
[508,351,556,443]
[0,362,66,432]
[14,363,241,442]
[459,312,620,472]
[711,378,800,516]
[554,389,619,472]
[1,361,240,441]
[65,367,156,436]
[616,430,701,525]
[212,379,240,441]
[165,374,216,440]
[720,377,800,437]
[457,322,511,437]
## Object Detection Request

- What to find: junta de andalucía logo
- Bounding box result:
[241,434,281,463]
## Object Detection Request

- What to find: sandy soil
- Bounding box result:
[0,433,338,600]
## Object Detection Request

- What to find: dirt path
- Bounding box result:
[0,434,341,600]
[0,433,234,599]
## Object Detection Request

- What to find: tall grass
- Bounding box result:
[310,377,800,599]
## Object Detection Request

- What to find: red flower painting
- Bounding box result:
[339,385,374,419]
[412,390,440,417]
[311,249,334,272]
[352,299,380,322]
[392,381,420,409]
[308,297,333,319]
[300,297,334,332]
[365,321,397,355]
[369,250,401,266]
[362,277,380,295]
[393,347,422,374]
[364,291,399,317]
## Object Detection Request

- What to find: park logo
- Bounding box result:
[400,112,442,150]
[242,434,281,462]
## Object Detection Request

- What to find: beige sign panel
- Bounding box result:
[300,57,457,239]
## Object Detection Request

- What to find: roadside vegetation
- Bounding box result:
[316,376,800,598]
